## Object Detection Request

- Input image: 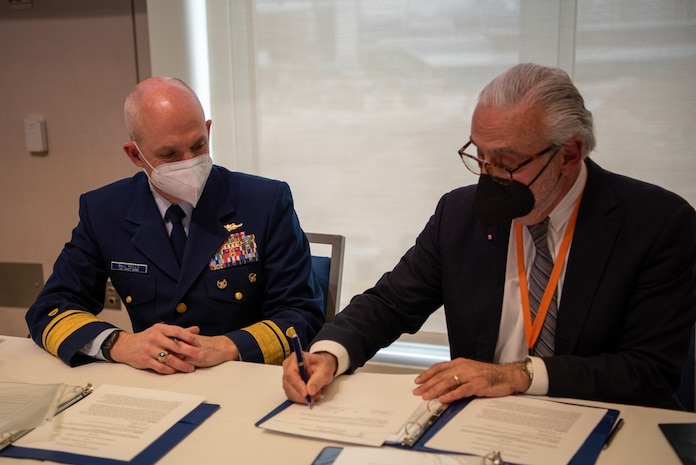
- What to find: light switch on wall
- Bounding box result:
[24,116,47,153]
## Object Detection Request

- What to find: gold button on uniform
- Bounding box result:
[248,273,257,283]
[125,296,133,304]
[217,278,228,289]
[235,292,243,301]
[175,302,188,313]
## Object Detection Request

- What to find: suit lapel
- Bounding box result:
[555,159,619,354]
[176,169,236,299]
[465,221,510,360]
[127,177,180,281]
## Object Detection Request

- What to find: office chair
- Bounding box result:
[306,233,345,323]
[0,262,44,337]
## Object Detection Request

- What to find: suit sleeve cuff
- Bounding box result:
[309,340,350,377]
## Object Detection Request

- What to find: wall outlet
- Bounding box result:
[104,280,122,310]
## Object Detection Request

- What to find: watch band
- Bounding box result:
[101,329,122,362]
[522,356,534,382]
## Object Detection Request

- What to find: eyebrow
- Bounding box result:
[154,137,208,156]
[470,137,521,156]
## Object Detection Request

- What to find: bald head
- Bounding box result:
[124,76,206,143]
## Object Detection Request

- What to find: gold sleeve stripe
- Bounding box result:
[241,320,290,365]
[42,309,103,356]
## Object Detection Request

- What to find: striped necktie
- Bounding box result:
[527,218,557,357]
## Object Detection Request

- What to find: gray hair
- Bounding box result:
[478,63,596,157]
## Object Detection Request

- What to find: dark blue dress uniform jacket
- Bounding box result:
[26,166,325,366]
[316,159,696,408]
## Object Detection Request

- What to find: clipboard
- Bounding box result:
[0,402,220,465]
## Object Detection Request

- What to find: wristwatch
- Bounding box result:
[101,329,122,362]
[522,356,534,382]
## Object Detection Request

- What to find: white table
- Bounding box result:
[1,336,694,464]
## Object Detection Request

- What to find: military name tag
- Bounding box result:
[110,261,148,273]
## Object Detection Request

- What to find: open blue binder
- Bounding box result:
[0,402,219,465]
[297,397,619,465]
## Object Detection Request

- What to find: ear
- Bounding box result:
[123,141,144,167]
[560,137,583,171]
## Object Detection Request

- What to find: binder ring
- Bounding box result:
[483,450,504,465]
[403,421,423,441]
[427,398,444,415]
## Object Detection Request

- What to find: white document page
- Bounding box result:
[425,396,607,465]
[259,372,425,446]
[333,446,483,465]
[0,381,65,435]
[16,384,204,462]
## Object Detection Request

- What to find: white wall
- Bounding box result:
[0,0,148,335]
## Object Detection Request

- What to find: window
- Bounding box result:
[148,0,696,364]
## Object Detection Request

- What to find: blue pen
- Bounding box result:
[288,328,312,409]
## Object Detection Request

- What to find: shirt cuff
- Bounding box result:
[526,356,549,395]
[79,328,115,360]
[309,340,350,377]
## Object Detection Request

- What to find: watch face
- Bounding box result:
[523,359,534,379]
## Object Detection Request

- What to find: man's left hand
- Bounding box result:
[413,358,531,403]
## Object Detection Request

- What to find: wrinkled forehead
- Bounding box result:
[471,103,547,155]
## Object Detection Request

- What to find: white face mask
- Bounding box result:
[134,143,213,207]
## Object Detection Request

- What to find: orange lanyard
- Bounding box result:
[515,195,583,350]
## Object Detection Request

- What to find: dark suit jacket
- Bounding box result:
[26,166,324,366]
[317,159,696,407]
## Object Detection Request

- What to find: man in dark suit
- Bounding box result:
[26,76,324,374]
[282,63,696,408]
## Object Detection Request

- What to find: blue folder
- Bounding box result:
[0,402,219,465]
[306,398,620,465]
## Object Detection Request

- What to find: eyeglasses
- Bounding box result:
[458,139,560,185]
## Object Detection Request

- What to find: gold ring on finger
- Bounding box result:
[453,374,461,386]
[157,350,168,363]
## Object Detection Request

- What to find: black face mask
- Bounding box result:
[472,175,535,227]
[472,144,563,226]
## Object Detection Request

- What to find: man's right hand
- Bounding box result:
[109,323,202,374]
[282,351,338,404]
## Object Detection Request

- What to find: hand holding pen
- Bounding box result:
[287,327,313,408]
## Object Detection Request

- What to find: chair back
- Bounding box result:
[305,233,345,322]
